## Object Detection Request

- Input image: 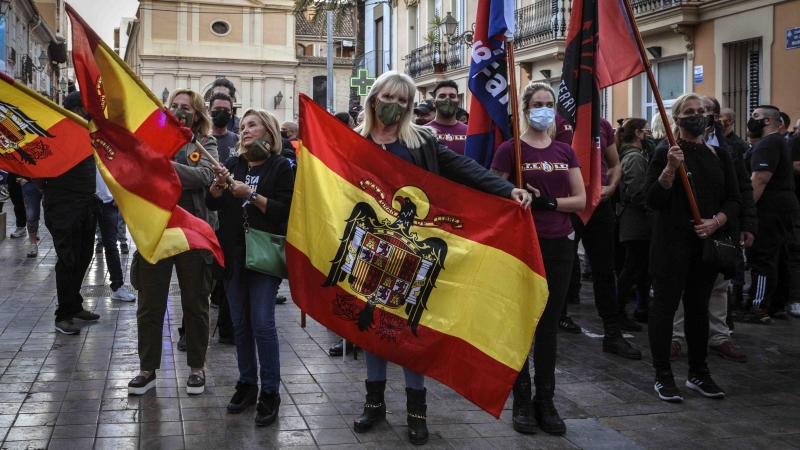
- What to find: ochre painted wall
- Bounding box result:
[772,1,800,125]
[199,10,243,43]
[692,21,715,98]
[612,82,628,125]
[263,13,287,46]
[152,7,177,41]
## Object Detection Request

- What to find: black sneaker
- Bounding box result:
[741,309,772,325]
[120,243,129,255]
[769,310,789,320]
[227,382,259,413]
[602,335,642,360]
[276,295,288,304]
[55,319,81,335]
[558,316,582,334]
[632,308,649,323]
[654,371,683,402]
[218,335,235,345]
[128,371,156,395]
[686,370,725,398]
[619,315,643,332]
[95,243,103,254]
[73,310,100,322]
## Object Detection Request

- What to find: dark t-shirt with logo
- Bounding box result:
[425,121,467,155]
[491,139,581,239]
[215,131,239,163]
[750,132,799,212]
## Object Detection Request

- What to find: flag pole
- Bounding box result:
[506,39,524,189]
[620,0,702,224]
[193,140,235,184]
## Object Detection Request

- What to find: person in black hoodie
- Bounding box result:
[208,109,293,427]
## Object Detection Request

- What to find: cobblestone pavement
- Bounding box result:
[2,217,800,450]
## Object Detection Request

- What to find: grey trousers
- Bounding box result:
[673,273,730,347]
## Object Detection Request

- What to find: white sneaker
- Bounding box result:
[111,286,136,302]
[27,244,38,258]
[790,303,800,318]
[10,226,26,238]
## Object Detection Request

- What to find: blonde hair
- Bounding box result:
[520,82,557,139]
[671,93,703,139]
[167,89,211,136]
[651,113,673,140]
[355,71,432,149]
[237,109,282,156]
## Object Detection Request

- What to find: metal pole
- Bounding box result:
[506,41,523,189]
[327,9,334,113]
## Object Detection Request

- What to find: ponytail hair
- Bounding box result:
[615,118,647,147]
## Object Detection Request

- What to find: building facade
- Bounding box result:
[1,0,68,102]
[124,0,297,121]
[376,0,799,138]
[294,9,356,115]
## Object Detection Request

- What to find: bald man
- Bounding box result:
[720,108,748,161]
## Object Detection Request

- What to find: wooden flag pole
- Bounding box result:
[193,140,236,184]
[506,39,524,189]
[621,0,702,224]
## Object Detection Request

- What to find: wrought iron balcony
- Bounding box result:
[630,0,704,15]
[405,39,468,78]
[513,0,570,49]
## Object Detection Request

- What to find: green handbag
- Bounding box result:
[243,205,288,279]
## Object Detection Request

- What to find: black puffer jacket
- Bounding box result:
[404,132,515,198]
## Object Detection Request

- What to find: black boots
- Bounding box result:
[255,391,280,426]
[533,376,566,435]
[512,361,536,434]
[227,382,258,414]
[406,387,429,445]
[354,380,386,432]
[603,325,642,360]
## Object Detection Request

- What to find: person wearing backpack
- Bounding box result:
[615,118,655,325]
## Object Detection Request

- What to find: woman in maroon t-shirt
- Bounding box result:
[491,82,585,436]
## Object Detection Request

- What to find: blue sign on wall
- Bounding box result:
[0,15,6,74]
[787,27,800,50]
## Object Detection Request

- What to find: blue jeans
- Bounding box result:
[21,182,42,224]
[96,201,123,290]
[117,214,128,244]
[364,350,425,390]
[226,247,281,393]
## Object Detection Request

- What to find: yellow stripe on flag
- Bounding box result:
[287,145,548,370]
[93,45,158,131]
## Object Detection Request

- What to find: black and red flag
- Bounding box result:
[557,0,645,222]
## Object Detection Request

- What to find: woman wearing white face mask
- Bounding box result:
[491,82,586,436]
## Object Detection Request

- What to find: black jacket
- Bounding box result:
[206,154,294,279]
[404,132,515,198]
[654,124,757,237]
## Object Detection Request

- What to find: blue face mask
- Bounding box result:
[528,107,555,131]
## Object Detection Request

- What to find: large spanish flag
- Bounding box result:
[0,72,92,178]
[67,4,222,265]
[288,95,548,417]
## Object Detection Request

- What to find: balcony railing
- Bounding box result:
[630,0,704,15]
[405,39,468,78]
[514,0,570,49]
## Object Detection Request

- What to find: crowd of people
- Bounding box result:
[4,71,799,444]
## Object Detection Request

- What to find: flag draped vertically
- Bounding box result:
[287,95,548,417]
[0,72,92,178]
[464,0,515,168]
[66,3,223,265]
[557,0,644,223]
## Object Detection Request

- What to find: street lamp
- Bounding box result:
[59,77,67,91]
[439,12,475,46]
[274,91,283,109]
[38,50,48,68]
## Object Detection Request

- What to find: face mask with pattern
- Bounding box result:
[375,100,407,127]
[243,134,272,162]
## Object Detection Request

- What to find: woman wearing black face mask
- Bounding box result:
[644,93,741,403]
[349,71,532,445]
[615,118,653,324]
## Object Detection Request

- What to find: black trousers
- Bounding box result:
[563,201,619,334]
[7,174,26,227]
[516,236,574,398]
[747,211,796,312]
[214,280,234,338]
[46,201,97,322]
[616,240,651,314]
[648,235,718,373]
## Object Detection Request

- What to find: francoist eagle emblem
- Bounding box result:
[0,101,54,166]
[324,181,459,339]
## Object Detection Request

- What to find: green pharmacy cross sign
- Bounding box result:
[350,69,375,97]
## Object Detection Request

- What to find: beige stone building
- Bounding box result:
[294,10,356,116]
[390,0,800,138]
[124,0,298,121]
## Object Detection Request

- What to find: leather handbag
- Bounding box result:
[243,201,287,279]
[702,236,737,272]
